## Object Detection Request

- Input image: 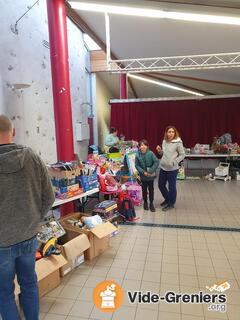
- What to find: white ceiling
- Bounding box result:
[70,0,240,98]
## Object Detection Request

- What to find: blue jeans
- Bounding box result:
[158,169,179,206]
[0,237,39,320]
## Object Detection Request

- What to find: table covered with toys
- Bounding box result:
[47,140,142,223]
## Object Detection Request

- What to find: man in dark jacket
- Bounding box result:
[0,115,55,320]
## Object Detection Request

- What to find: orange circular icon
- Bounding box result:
[93,280,124,313]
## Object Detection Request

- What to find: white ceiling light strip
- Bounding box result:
[128,74,204,96]
[69,2,240,26]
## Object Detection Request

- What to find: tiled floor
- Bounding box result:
[40,225,240,320]
[39,180,240,320]
[137,179,240,228]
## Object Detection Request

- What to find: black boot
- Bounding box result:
[160,200,168,207]
[143,201,149,210]
[162,204,174,212]
[150,202,156,212]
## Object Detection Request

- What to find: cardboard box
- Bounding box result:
[15,254,67,298]
[58,230,90,277]
[36,254,67,297]
[60,213,118,260]
[60,254,85,277]
[54,186,83,200]
[48,167,81,179]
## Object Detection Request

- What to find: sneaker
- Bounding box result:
[160,200,168,207]
[143,201,149,210]
[162,205,174,212]
[150,203,156,212]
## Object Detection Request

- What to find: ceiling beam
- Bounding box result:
[66,3,138,98]
[140,73,213,95]
[149,72,240,88]
[146,0,240,10]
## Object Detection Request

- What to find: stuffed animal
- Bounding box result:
[217,133,232,145]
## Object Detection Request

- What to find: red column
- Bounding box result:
[119,73,128,99]
[47,0,74,162]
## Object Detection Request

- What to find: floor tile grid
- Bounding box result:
[40,224,239,319]
[192,231,218,320]
[87,229,138,319]
[42,236,123,320]
[110,228,139,320]
[211,231,240,320]
[44,270,93,319]
[75,240,119,320]
[158,228,179,319]
[194,230,236,320]
[137,180,240,229]
[205,230,237,282]
[126,226,162,320]
[176,228,205,319]
[114,226,161,319]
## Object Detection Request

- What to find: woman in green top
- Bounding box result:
[135,140,159,212]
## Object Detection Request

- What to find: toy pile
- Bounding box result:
[48,162,82,199]
[92,200,118,220]
[77,164,99,192]
[36,214,65,258]
[212,133,240,154]
[188,133,240,156]
[48,161,99,199]
[191,144,213,155]
[37,215,66,243]
[66,214,103,230]
[123,182,142,206]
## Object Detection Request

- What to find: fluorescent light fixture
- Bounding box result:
[83,33,101,51]
[128,74,204,96]
[69,2,240,26]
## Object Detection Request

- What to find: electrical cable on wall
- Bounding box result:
[11,0,40,35]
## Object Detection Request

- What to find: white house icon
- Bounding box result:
[100,284,116,308]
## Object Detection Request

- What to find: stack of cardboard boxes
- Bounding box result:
[15,213,118,299]
[49,166,83,200]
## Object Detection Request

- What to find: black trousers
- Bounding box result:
[142,180,154,203]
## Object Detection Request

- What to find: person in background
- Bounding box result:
[105,127,119,153]
[135,139,159,212]
[156,126,185,212]
[0,115,55,320]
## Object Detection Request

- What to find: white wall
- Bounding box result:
[0,74,5,114]
[0,0,90,163]
[67,18,90,161]
[92,74,113,149]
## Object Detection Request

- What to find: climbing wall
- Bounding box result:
[0,0,90,163]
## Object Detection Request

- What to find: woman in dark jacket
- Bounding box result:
[135,140,159,212]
